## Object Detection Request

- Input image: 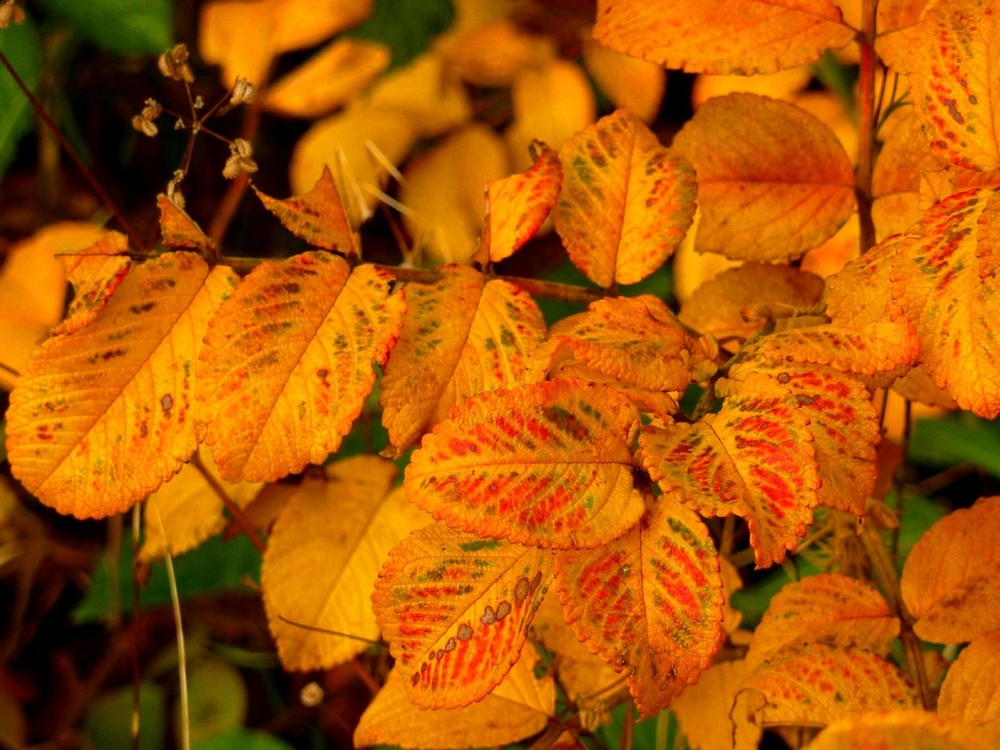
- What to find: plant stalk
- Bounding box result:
[856,0,879,254]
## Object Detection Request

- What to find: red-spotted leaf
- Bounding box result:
[555,492,724,717]
[372,521,554,709]
[157,194,216,255]
[198,252,405,482]
[638,376,820,567]
[380,265,545,456]
[805,710,999,750]
[404,379,644,549]
[553,109,697,287]
[53,231,132,337]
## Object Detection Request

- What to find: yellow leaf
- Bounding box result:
[271,0,372,53]
[672,93,856,261]
[670,212,741,304]
[582,31,665,124]
[400,124,510,265]
[198,253,405,482]
[263,39,390,118]
[372,521,554,708]
[901,496,1000,643]
[354,648,554,749]
[671,660,762,750]
[365,53,473,138]
[743,643,919,727]
[553,109,697,287]
[805,710,997,750]
[439,20,557,87]
[380,265,546,456]
[141,462,226,562]
[157,195,216,255]
[744,574,900,671]
[938,631,1000,725]
[199,0,281,87]
[261,456,431,670]
[593,0,855,75]
[404,379,644,549]
[54,231,132,338]
[692,67,813,110]
[478,142,562,264]
[555,492,724,717]
[7,253,238,518]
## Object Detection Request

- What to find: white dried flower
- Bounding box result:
[223,138,258,179]
[158,43,194,83]
[230,76,257,106]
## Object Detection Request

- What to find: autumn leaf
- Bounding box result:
[380,265,545,456]
[7,253,237,518]
[372,521,554,708]
[437,19,556,88]
[404,379,644,549]
[805,710,997,750]
[742,643,919,727]
[900,495,1000,643]
[672,93,856,261]
[253,167,357,255]
[198,252,405,482]
[744,574,900,670]
[593,0,855,75]
[157,194,216,255]
[552,109,697,287]
[555,492,724,716]
[141,462,225,562]
[54,230,132,338]
[638,376,819,567]
[261,456,430,670]
[938,630,1000,725]
[354,648,555,749]
[476,141,562,265]
[671,660,762,750]
[581,32,666,124]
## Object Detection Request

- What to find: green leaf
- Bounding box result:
[39,0,173,55]
[909,413,1000,478]
[345,0,454,71]
[84,682,166,750]
[0,19,41,179]
[180,660,248,744]
[191,729,296,750]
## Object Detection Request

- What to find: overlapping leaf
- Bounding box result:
[142,462,225,562]
[54,230,132,337]
[901,495,1000,643]
[198,251,405,482]
[672,93,856,261]
[157,194,216,255]
[404,379,644,549]
[261,456,430,670]
[805,710,996,750]
[639,375,819,567]
[380,265,545,456]
[253,167,357,254]
[7,253,237,518]
[593,0,855,75]
[745,575,900,670]
[372,521,553,708]
[552,109,697,287]
[938,631,1000,725]
[555,492,724,716]
[671,660,762,750]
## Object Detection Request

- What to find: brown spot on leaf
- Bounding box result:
[514,577,530,604]
[457,624,473,641]
[481,606,496,625]
[161,394,173,415]
[496,601,511,620]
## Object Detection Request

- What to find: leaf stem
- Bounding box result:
[189,453,267,554]
[856,0,879,254]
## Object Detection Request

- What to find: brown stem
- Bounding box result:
[189,454,267,554]
[0,49,148,253]
[856,0,879,254]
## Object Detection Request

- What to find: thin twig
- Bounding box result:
[276,614,384,646]
[856,0,879,254]
[189,453,267,554]
[130,506,142,750]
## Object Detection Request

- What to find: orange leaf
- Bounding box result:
[673,93,855,261]
[901,496,1000,643]
[938,631,1000,725]
[593,0,855,75]
[553,109,696,287]
[253,167,357,255]
[157,194,216,255]
[555,492,724,717]
[198,252,405,482]
[638,377,819,567]
[372,521,554,708]
[261,456,430,670]
[889,188,1000,417]
[744,574,900,670]
[7,253,237,518]
[54,230,132,338]
[671,660,763,750]
[478,142,562,265]
[582,32,666,124]
[805,710,995,750]
[354,648,554,749]
[743,644,919,727]
[380,265,546,456]
[404,379,644,549]
[551,295,693,391]
[141,461,230,562]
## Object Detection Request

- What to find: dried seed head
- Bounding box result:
[131,115,158,137]
[223,138,258,179]
[158,43,194,83]
[230,76,257,106]
[0,1,26,28]
[193,95,204,109]
[166,170,186,210]
[141,98,162,120]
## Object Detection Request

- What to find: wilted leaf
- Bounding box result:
[7,253,237,518]
[672,93,856,261]
[477,142,562,264]
[938,630,1000,724]
[555,492,724,716]
[380,265,546,456]
[901,495,1000,643]
[582,32,666,124]
[253,167,357,254]
[261,457,430,670]
[671,660,762,750]
[372,521,554,708]
[199,252,405,482]
[354,649,554,749]
[743,644,919,727]
[404,379,643,549]
[805,710,997,750]
[553,109,697,287]
[158,194,216,255]
[744,574,899,670]
[593,0,855,75]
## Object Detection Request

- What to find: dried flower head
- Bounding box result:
[0,1,26,28]
[223,138,258,179]
[166,170,186,210]
[230,76,257,106]
[131,98,163,137]
[158,43,194,83]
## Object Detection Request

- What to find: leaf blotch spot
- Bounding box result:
[514,576,530,604]
[457,624,473,641]
[496,601,511,620]
[482,606,496,625]
[161,394,173,415]
[444,637,457,652]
